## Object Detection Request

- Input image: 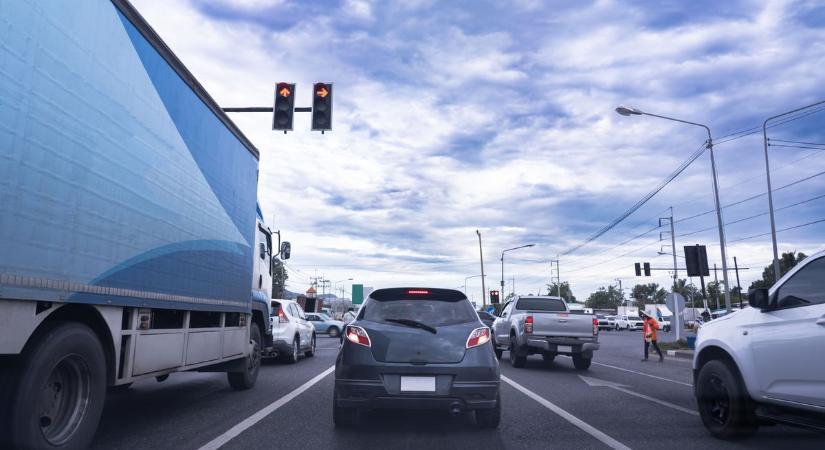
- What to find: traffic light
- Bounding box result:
[489,290,500,304]
[311,82,333,131]
[273,82,295,131]
[634,263,641,277]
[643,262,651,277]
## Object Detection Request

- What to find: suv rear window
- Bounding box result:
[515,297,566,312]
[361,297,478,327]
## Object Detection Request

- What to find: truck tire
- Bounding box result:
[475,393,501,428]
[305,334,316,357]
[509,340,527,368]
[572,354,592,370]
[696,360,758,439]
[491,335,502,359]
[284,335,300,364]
[228,325,262,390]
[8,322,107,450]
[333,387,358,427]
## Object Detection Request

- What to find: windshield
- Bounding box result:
[629,316,641,321]
[596,314,605,319]
[361,298,478,327]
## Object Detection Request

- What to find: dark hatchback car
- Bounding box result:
[333,288,501,428]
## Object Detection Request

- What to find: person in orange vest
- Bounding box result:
[640,310,663,362]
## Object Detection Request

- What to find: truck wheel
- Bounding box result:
[305,334,316,357]
[509,340,526,368]
[491,335,502,359]
[333,387,358,427]
[572,354,592,370]
[8,322,107,450]
[328,327,340,338]
[475,393,501,428]
[696,360,758,439]
[228,325,262,390]
[284,336,300,364]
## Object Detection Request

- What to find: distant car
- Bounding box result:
[659,316,672,332]
[306,312,345,337]
[694,250,825,438]
[334,288,500,428]
[606,315,617,329]
[596,314,613,331]
[616,315,643,331]
[477,310,496,329]
[268,300,316,363]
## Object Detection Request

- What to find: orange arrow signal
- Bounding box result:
[316,86,329,98]
[279,87,291,97]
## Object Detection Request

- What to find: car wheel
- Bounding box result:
[328,327,340,338]
[228,324,262,390]
[333,387,358,428]
[491,335,503,359]
[696,360,758,439]
[284,336,299,364]
[542,352,556,363]
[475,393,501,428]
[305,334,316,357]
[6,323,107,450]
[572,354,592,370]
[509,339,526,368]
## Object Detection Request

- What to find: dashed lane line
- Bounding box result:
[502,375,632,450]
[591,361,693,387]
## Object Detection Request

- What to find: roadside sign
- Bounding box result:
[486,305,496,315]
[666,292,686,341]
[351,284,364,305]
[684,245,710,277]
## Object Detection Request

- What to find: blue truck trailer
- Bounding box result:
[0,1,280,447]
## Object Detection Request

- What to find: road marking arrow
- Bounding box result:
[579,375,699,416]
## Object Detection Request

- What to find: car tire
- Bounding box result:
[475,393,501,429]
[509,339,526,368]
[542,352,556,363]
[696,360,758,439]
[572,354,592,370]
[491,335,503,359]
[333,387,358,428]
[328,327,340,338]
[284,336,300,364]
[228,324,262,390]
[305,334,316,358]
[6,322,107,450]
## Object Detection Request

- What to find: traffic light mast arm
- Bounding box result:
[222,107,312,112]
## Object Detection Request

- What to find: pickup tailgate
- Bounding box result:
[532,312,594,338]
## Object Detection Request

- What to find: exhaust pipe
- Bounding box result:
[449,402,462,416]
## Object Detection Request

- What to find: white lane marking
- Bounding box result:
[198,366,335,450]
[591,361,693,387]
[502,376,631,450]
[579,376,699,416]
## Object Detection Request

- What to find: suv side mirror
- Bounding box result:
[748,288,770,310]
[280,241,291,260]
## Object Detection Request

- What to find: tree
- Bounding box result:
[546,281,576,303]
[631,283,667,307]
[749,251,807,290]
[271,258,288,299]
[672,279,703,307]
[706,281,725,310]
[585,285,624,310]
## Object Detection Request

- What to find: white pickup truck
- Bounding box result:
[491,296,599,370]
[693,250,825,439]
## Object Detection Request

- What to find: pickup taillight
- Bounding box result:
[525,315,533,334]
[592,317,599,335]
[278,306,289,323]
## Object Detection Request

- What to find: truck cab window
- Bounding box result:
[775,257,825,309]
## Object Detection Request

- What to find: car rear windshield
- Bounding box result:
[629,316,641,321]
[515,297,566,312]
[596,314,605,319]
[361,298,479,327]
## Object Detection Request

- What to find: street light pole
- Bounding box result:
[762,99,825,282]
[500,244,535,300]
[464,274,482,296]
[476,230,487,307]
[616,105,732,312]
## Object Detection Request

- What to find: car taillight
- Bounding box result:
[592,318,599,335]
[278,307,289,323]
[525,315,533,334]
[466,327,490,349]
[407,289,430,295]
[345,325,371,347]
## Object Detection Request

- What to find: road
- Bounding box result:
[91,332,823,449]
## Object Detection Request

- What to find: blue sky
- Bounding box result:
[132,0,825,301]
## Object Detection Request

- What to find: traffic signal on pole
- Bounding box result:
[311,82,333,131]
[635,263,641,277]
[643,262,651,277]
[490,290,500,304]
[273,82,295,131]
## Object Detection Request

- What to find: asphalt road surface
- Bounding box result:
[91,331,823,449]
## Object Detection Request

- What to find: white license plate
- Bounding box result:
[557,345,572,353]
[400,376,436,392]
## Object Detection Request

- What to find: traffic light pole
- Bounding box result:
[476,230,487,308]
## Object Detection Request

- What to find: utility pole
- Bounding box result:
[550,257,561,298]
[476,230,487,307]
[734,256,743,309]
[660,207,681,340]
[713,264,719,310]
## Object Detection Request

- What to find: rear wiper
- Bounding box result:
[384,318,437,334]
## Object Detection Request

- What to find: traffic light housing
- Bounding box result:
[643,262,651,277]
[311,82,333,131]
[634,263,641,277]
[490,290,500,304]
[273,82,295,131]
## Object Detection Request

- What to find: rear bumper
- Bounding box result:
[335,378,499,410]
[525,337,599,355]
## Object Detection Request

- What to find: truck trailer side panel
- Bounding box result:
[0,0,259,312]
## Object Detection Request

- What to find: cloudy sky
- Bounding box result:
[132,0,825,302]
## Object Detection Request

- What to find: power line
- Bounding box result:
[729,217,825,243]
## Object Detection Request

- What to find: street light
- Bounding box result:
[463,274,483,295]
[615,105,732,312]
[762,99,825,282]
[501,244,535,297]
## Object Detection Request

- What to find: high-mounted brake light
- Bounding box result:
[278,306,289,324]
[466,327,490,349]
[592,317,599,335]
[525,315,534,334]
[346,325,371,347]
[407,289,430,295]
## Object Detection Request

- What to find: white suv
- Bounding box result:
[693,250,825,438]
[269,300,316,363]
[616,315,643,330]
